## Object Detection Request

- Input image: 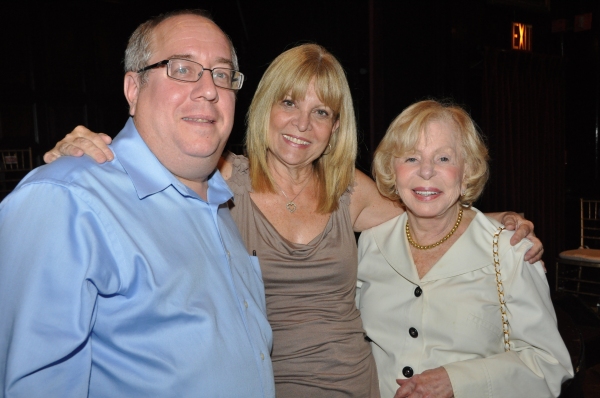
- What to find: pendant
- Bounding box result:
[286,202,297,213]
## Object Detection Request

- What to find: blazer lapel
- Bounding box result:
[372,213,421,284]
[372,209,511,283]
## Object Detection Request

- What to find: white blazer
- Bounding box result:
[357,208,573,398]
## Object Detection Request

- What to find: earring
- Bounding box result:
[322,143,332,155]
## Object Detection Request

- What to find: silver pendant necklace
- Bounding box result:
[279,177,311,213]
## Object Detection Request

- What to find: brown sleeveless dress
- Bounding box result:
[226,154,379,397]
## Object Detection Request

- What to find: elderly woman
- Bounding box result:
[357,100,573,398]
[45,46,542,397]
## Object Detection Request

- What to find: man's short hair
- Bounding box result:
[124,9,239,86]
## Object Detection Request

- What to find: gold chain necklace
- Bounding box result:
[278,177,311,213]
[406,208,463,250]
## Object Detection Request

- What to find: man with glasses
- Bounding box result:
[0,9,275,397]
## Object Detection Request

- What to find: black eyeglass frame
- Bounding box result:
[137,58,244,90]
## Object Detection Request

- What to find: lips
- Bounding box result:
[182,116,215,123]
[283,134,310,145]
[413,189,441,198]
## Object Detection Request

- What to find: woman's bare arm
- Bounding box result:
[45,128,544,264]
[350,169,404,232]
[351,169,543,263]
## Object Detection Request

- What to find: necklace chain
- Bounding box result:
[278,177,311,213]
[406,208,464,250]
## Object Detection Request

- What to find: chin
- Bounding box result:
[178,145,220,161]
[405,203,448,218]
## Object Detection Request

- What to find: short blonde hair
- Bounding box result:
[373,100,489,206]
[245,44,357,213]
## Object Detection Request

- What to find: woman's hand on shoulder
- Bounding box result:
[394,367,454,398]
[351,169,404,232]
[43,126,114,164]
[492,211,544,264]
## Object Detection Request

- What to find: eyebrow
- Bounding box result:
[168,54,234,69]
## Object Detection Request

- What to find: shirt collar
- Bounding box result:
[110,118,233,204]
[371,207,513,283]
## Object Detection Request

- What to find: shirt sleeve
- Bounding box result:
[0,182,119,397]
[443,243,574,398]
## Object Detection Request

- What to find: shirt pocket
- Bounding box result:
[247,254,263,282]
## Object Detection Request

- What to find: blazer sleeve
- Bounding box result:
[355,228,374,309]
[443,241,574,398]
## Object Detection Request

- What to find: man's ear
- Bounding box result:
[124,72,141,116]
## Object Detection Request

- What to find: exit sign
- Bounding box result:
[512,23,532,51]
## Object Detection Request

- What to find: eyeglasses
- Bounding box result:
[137,58,244,90]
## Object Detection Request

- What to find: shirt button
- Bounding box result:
[260,353,265,360]
[244,301,248,308]
[414,286,422,297]
[402,366,414,378]
[409,327,418,338]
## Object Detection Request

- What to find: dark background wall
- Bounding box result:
[1,0,598,285]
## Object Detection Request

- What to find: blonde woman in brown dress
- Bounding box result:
[44,44,542,397]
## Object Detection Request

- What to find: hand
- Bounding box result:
[498,211,544,264]
[393,367,454,398]
[43,126,114,164]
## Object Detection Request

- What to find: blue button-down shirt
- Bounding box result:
[0,118,275,397]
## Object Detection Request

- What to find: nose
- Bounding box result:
[418,160,435,180]
[292,111,311,132]
[190,71,218,102]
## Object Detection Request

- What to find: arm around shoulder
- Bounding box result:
[43,125,114,164]
[351,169,403,232]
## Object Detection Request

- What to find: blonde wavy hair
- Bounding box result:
[246,43,357,214]
[372,100,489,206]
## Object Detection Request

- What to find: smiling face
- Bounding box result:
[393,119,468,220]
[124,14,236,185]
[266,81,339,172]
